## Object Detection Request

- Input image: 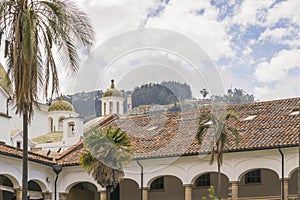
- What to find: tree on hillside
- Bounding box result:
[0,0,94,199]
[196,111,239,200]
[211,88,255,104]
[132,81,192,108]
[80,127,133,200]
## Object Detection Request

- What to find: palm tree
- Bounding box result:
[196,111,239,200]
[80,126,133,200]
[0,1,94,199]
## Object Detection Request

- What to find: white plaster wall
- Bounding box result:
[0,115,10,144]
[58,166,103,193]
[47,111,78,133]
[102,96,124,116]
[62,117,83,139]
[0,155,53,192]
[0,87,11,144]
[0,87,9,113]
[9,105,49,139]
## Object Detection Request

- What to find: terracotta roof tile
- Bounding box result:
[56,97,300,165]
[2,97,299,166]
[0,142,54,165]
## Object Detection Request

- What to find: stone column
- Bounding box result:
[230,181,239,200]
[59,192,68,200]
[99,190,107,200]
[184,184,192,200]
[15,188,22,200]
[43,192,52,200]
[142,188,149,200]
[281,178,289,200]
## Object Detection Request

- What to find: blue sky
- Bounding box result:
[70,0,300,101]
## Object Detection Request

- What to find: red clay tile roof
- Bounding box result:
[0,142,54,165]
[1,98,299,166]
[56,97,300,165]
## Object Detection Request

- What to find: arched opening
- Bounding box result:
[109,102,113,114]
[192,172,229,200]
[58,117,65,131]
[120,179,140,200]
[148,175,184,200]
[238,168,280,198]
[103,102,107,115]
[49,117,54,132]
[28,180,43,200]
[68,122,75,137]
[117,102,120,114]
[0,175,15,200]
[288,168,297,196]
[68,182,99,200]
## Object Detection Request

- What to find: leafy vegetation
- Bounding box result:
[132,81,192,108]
[201,186,218,200]
[196,111,239,199]
[0,0,94,199]
[80,127,133,195]
[211,88,255,104]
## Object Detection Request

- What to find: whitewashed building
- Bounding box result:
[0,67,300,200]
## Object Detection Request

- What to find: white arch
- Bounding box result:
[234,157,281,181]
[0,163,21,188]
[0,174,20,188]
[288,167,298,179]
[190,171,230,185]
[59,170,103,192]
[146,174,183,188]
[28,179,47,192]
[65,181,99,193]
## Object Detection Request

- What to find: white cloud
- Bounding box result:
[230,0,275,26]
[255,49,300,83]
[77,0,155,46]
[258,27,293,42]
[267,0,300,25]
[144,0,234,61]
[254,75,300,101]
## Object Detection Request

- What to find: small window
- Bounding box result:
[104,102,107,115]
[245,169,261,184]
[117,102,120,114]
[17,141,21,148]
[196,173,210,187]
[109,102,113,114]
[150,177,164,190]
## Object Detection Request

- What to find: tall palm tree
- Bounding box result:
[0,1,94,199]
[196,111,239,200]
[80,126,133,200]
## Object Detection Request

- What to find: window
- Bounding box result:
[49,117,53,132]
[196,173,210,187]
[16,141,21,148]
[150,177,164,190]
[103,102,106,115]
[109,102,113,114]
[245,169,261,184]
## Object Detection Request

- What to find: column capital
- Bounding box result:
[279,178,290,181]
[229,181,239,184]
[183,184,193,187]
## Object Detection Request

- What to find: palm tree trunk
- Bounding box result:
[217,161,221,200]
[22,111,28,200]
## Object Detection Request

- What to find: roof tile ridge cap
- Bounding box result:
[0,143,54,163]
[28,150,54,161]
[55,140,83,160]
